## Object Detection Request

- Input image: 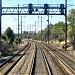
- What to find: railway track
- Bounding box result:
[0,41,31,75]
[8,42,36,75]
[1,40,74,75]
[31,42,53,75]
[0,41,28,66]
[41,42,75,75]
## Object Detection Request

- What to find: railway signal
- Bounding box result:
[60,4,65,15]
[28,3,34,14]
[44,4,49,15]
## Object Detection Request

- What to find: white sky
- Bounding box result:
[1,0,75,33]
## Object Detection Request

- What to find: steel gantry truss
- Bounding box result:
[0,0,67,50]
[2,4,65,15]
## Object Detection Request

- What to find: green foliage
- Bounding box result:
[5,27,14,38]
[23,31,28,38]
[70,38,75,49]
[67,8,75,49]
[67,24,72,38]
[58,36,65,42]
[14,36,21,44]
[4,27,15,43]
[68,9,75,25]
[14,36,19,44]
[33,9,75,45]
[36,31,41,40]
[36,21,65,42]
[50,21,65,40]
[1,35,6,41]
[67,8,75,37]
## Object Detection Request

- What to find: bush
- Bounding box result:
[0,52,2,58]
[1,35,6,41]
[14,36,21,44]
[70,39,75,49]
[58,37,64,42]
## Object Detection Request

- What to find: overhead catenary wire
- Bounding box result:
[7,0,14,6]
[7,0,18,24]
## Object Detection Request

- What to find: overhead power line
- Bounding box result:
[7,0,17,20]
[8,0,14,6]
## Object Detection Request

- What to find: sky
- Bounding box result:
[1,0,75,33]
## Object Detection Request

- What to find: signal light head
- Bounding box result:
[60,4,64,15]
[44,4,48,9]
[28,3,33,9]
[60,4,64,9]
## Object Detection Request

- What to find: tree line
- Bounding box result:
[34,9,75,49]
[1,8,75,49]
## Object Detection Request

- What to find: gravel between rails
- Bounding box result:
[44,43,75,74]
[41,42,75,75]
[57,51,75,63]
[53,51,75,71]
[40,43,65,75]
[8,42,36,75]
[33,44,49,75]
[49,43,75,60]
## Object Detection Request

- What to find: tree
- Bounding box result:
[36,22,65,42]
[67,9,75,49]
[51,21,65,41]
[4,27,15,43]
[23,31,28,38]
[68,9,75,25]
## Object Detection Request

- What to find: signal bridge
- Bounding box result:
[1,3,65,15]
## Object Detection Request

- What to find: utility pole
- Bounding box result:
[47,14,49,44]
[65,0,67,50]
[41,16,42,42]
[21,16,22,40]
[27,25,28,39]
[29,24,31,39]
[35,22,36,36]
[0,0,2,40]
[18,4,19,43]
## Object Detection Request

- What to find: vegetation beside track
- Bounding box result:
[0,41,25,58]
[0,27,23,58]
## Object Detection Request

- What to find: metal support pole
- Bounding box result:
[21,16,22,40]
[41,16,42,42]
[30,24,31,39]
[27,25,28,39]
[65,0,67,50]
[18,4,19,43]
[0,0,2,39]
[47,14,49,44]
[35,22,36,36]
